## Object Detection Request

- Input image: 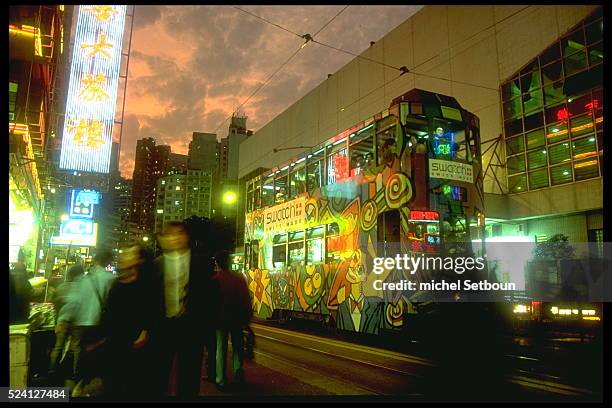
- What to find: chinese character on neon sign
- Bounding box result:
[556,108,570,122]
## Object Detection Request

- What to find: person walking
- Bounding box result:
[212,250,252,388]
[48,263,84,383]
[67,248,115,394]
[102,245,158,400]
[153,221,217,399]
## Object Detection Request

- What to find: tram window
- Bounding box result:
[327,145,349,184]
[253,184,261,209]
[246,188,253,212]
[306,238,323,265]
[251,240,259,269]
[377,133,397,167]
[273,233,287,244]
[306,226,324,239]
[327,222,340,235]
[272,245,287,268]
[307,149,325,192]
[349,131,374,177]
[289,165,306,198]
[262,175,274,207]
[288,230,304,242]
[288,242,304,266]
[275,168,288,203]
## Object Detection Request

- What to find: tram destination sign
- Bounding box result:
[429,159,474,183]
[263,196,306,234]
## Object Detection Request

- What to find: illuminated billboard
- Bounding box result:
[51,219,98,247]
[69,189,100,219]
[59,5,127,174]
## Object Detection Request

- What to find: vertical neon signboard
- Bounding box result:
[59,5,127,173]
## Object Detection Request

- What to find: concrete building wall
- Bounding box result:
[238,5,597,199]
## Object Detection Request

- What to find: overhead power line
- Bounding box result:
[214,6,350,134]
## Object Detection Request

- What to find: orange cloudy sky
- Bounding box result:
[119,5,423,178]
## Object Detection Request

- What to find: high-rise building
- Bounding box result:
[131,139,173,231]
[154,170,213,233]
[188,132,218,172]
[169,152,188,174]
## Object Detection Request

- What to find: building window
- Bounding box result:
[9,82,18,120]
[502,10,602,193]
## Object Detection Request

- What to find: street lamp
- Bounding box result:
[142,236,149,242]
[223,191,237,205]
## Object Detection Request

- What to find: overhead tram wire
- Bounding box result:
[233,6,303,39]
[214,7,351,134]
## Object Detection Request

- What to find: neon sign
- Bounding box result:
[556,108,570,122]
[69,189,100,219]
[59,5,126,174]
[410,210,439,221]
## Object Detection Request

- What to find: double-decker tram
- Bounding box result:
[242,89,485,334]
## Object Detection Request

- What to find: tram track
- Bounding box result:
[251,323,599,398]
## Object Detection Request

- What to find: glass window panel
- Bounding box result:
[327,222,340,235]
[570,115,595,138]
[520,59,538,76]
[306,238,323,265]
[592,87,603,107]
[572,136,597,160]
[585,21,603,45]
[327,147,349,184]
[574,158,599,180]
[508,174,527,193]
[274,169,288,203]
[540,42,561,66]
[523,89,543,114]
[523,111,544,131]
[529,168,549,189]
[506,154,526,175]
[568,94,591,117]
[526,128,545,150]
[288,242,305,266]
[306,226,324,239]
[349,134,374,177]
[504,117,523,137]
[562,29,586,56]
[548,142,571,164]
[527,149,548,170]
[262,174,274,207]
[306,149,325,192]
[506,135,524,155]
[289,165,306,198]
[564,51,588,76]
[503,97,523,120]
[273,233,287,244]
[595,109,603,132]
[588,42,603,67]
[541,61,563,85]
[289,230,305,242]
[520,69,541,92]
[550,164,573,185]
[584,8,602,24]
[501,78,521,101]
[545,103,567,124]
[543,80,566,106]
[597,132,602,154]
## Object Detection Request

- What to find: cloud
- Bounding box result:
[120,5,423,178]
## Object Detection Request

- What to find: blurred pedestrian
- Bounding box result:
[212,250,252,388]
[154,221,217,399]
[9,261,33,325]
[48,263,84,382]
[102,245,157,399]
[67,248,115,393]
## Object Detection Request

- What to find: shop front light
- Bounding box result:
[513,304,530,314]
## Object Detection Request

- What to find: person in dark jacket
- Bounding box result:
[101,245,157,399]
[212,250,252,387]
[9,262,33,325]
[153,221,218,398]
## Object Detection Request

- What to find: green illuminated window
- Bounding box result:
[527,149,548,170]
[550,164,573,185]
[507,155,526,175]
[525,128,545,150]
[508,174,527,193]
[548,142,571,165]
[528,169,549,189]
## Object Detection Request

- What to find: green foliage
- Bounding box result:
[533,233,576,260]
